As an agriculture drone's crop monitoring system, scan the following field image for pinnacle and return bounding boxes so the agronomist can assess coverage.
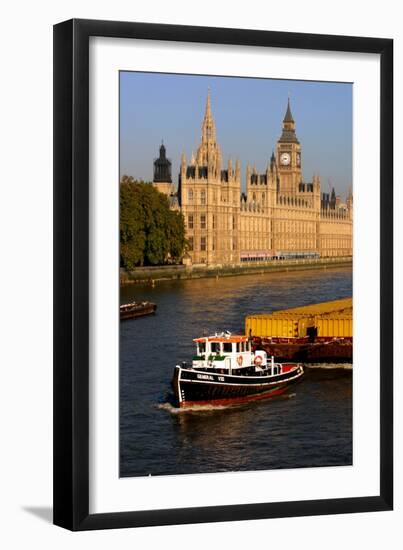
[205,88,212,119]
[201,88,216,144]
[283,97,294,123]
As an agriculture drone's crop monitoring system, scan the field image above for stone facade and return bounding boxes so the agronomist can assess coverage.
[153,92,353,266]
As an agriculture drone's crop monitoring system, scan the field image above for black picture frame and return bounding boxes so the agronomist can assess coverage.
[53,18,393,531]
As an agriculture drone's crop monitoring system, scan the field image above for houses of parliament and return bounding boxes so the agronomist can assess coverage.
[152,91,353,266]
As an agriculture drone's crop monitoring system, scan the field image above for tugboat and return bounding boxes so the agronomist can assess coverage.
[172,332,304,408]
[120,301,157,320]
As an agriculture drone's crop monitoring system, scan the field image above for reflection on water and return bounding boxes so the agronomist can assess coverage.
[120,267,352,477]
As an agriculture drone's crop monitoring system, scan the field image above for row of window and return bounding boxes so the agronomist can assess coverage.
[187,236,238,252]
[239,252,320,263]
[188,190,206,204]
[187,190,238,204]
[276,221,316,233]
[274,241,316,249]
[187,214,236,230]
[251,192,266,201]
[197,341,251,354]
[188,214,207,229]
[321,240,352,248]
[187,215,342,234]
[188,236,206,251]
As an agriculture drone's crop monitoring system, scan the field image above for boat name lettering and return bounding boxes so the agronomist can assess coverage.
[197,374,214,381]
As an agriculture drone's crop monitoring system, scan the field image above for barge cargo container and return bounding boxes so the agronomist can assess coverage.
[246,298,352,362]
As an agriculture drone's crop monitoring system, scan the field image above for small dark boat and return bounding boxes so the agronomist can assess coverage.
[172,332,303,408]
[120,301,157,320]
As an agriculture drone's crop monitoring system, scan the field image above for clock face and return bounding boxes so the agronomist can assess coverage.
[280,152,291,166]
[296,153,301,166]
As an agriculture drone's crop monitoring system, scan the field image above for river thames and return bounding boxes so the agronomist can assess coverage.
[120,266,352,477]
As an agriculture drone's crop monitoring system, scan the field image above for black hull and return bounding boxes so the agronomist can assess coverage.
[257,338,352,363]
[172,365,303,408]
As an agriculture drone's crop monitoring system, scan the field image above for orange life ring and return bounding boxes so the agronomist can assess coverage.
[237,355,243,366]
[254,355,263,366]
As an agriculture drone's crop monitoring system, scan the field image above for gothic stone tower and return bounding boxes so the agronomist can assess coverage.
[153,142,175,196]
[276,98,302,195]
[179,91,241,265]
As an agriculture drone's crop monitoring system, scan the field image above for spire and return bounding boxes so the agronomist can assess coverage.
[278,97,299,143]
[201,88,216,144]
[283,97,294,123]
[205,87,212,118]
[268,153,276,174]
[196,89,221,171]
[228,158,233,171]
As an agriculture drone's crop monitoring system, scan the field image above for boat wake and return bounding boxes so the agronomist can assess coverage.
[157,391,296,415]
[157,401,235,414]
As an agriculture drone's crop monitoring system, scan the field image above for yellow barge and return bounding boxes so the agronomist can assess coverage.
[246,298,352,362]
[246,298,352,339]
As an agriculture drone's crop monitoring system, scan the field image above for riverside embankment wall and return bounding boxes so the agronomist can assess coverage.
[120,257,352,285]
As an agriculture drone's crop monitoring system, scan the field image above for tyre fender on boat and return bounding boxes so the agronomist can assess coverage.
[254,355,263,366]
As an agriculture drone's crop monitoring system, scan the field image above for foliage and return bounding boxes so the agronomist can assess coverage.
[120,176,186,268]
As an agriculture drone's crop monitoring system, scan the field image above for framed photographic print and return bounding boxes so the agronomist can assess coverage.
[53,19,393,530]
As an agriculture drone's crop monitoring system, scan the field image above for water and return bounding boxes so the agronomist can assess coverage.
[120,266,352,477]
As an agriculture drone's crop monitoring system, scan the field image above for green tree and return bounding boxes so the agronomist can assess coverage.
[167,209,186,260]
[120,177,186,268]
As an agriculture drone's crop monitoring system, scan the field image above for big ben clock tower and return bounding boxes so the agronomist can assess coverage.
[276,98,302,195]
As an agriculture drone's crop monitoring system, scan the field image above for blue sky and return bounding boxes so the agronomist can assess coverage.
[120,72,352,198]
